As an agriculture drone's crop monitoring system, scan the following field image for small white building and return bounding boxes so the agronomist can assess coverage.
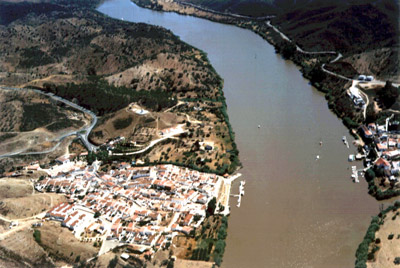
[121,253,130,260]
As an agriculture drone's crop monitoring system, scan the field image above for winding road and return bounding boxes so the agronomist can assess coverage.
[0,86,99,158]
[111,125,185,156]
[176,1,275,20]
[266,20,399,87]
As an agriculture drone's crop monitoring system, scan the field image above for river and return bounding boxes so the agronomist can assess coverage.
[97,1,379,267]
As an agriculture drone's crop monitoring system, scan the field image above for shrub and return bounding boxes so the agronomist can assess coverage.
[33,229,41,244]
[113,117,133,130]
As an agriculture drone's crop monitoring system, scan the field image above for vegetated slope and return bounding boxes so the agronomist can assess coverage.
[178,0,399,81]
[0,89,83,133]
[0,0,223,111]
[0,1,240,176]
[272,0,398,53]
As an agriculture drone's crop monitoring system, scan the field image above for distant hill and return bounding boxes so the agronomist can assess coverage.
[179,0,399,81]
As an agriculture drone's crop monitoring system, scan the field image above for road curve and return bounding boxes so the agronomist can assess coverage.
[266,20,399,87]
[0,86,98,158]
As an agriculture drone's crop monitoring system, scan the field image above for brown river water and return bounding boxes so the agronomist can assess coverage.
[98,1,381,266]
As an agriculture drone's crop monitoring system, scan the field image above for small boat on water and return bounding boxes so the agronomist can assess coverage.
[342,136,349,148]
[315,155,320,160]
[258,125,261,128]
[319,141,323,146]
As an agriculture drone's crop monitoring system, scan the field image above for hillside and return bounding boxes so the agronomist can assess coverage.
[172,0,399,82]
[0,1,222,103]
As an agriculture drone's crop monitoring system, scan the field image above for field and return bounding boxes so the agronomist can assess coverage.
[38,221,98,264]
[0,188,67,220]
[0,228,53,267]
[0,179,32,199]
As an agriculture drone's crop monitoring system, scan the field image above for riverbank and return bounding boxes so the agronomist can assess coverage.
[355,201,400,268]
[131,0,363,131]
[98,1,383,266]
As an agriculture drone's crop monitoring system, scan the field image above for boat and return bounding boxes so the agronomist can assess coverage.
[315,155,320,160]
[342,136,346,142]
[258,125,261,128]
[348,154,355,162]
[319,141,323,146]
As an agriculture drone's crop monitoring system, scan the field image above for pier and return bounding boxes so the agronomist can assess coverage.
[230,180,245,207]
[351,166,360,183]
[219,173,242,215]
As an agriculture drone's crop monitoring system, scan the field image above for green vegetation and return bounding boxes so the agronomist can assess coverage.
[355,201,400,267]
[113,117,133,130]
[378,81,399,109]
[19,47,54,68]
[107,256,118,268]
[33,229,41,244]
[0,2,67,25]
[278,41,296,60]
[46,119,84,132]
[42,79,177,116]
[0,133,17,142]
[191,215,228,266]
[364,167,400,200]
[20,103,67,132]
[206,197,217,217]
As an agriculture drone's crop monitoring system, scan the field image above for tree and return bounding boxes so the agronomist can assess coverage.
[166,259,175,268]
[280,41,296,60]
[365,169,376,182]
[94,211,101,218]
[308,64,326,84]
[33,229,41,244]
[379,81,399,108]
[206,197,217,217]
[107,256,118,268]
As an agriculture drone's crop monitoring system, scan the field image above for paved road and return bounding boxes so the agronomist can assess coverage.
[0,86,98,158]
[112,126,186,156]
[266,21,400,87]
[176,1,275,20]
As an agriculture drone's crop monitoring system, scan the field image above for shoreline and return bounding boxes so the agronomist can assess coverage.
[123,1,400,267]
[130,0,362,127]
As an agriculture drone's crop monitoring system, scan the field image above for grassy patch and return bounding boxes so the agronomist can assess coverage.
[20,103,67,132]
[112,117,133,130]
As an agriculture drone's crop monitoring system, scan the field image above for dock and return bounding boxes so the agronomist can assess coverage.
[231,180,245,207]
[220,173,242,215]
[351,166,359,183]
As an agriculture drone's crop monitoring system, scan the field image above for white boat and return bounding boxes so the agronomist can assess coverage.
[258,125,261,128]
[342,136,346,142]
[315,155,320,160]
